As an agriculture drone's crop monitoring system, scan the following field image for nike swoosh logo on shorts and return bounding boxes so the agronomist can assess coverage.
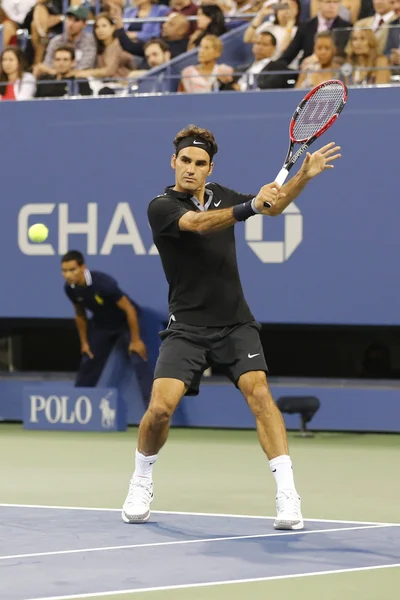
[214,200,221,207]
[248,353,260,358]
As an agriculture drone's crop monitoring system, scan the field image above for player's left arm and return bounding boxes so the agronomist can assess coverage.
[260,143,341,215]
[116,296,148,361]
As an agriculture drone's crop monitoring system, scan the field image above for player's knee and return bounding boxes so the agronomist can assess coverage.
[147,396,175,424]
[246,382,274,418]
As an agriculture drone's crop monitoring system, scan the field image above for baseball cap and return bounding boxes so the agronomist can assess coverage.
[66,5,89,20]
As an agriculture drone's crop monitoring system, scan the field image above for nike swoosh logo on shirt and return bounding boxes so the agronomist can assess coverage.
[248,353,260,358]
[214,200,221,207]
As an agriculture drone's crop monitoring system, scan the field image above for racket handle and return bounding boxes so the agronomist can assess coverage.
[263,167,289,208]
[275,168,289,187]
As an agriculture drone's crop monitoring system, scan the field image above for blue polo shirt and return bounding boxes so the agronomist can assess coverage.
[64,269,138,330]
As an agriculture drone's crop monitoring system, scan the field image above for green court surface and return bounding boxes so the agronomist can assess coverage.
[1,423,399,599]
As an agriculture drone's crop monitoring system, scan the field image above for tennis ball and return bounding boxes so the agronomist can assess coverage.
[28,223,49,243]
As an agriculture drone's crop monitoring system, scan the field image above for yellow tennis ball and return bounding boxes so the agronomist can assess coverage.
[28,223,49,243]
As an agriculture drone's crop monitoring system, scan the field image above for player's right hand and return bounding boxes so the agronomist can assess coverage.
[253,183,285,215]
[81,343,94,359]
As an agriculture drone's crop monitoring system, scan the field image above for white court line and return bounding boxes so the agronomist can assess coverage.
[0,503,397,527]
[26,562,400,600]
[0,525,390,562]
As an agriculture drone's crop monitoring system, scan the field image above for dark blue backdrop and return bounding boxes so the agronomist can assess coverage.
[3,87,398,324]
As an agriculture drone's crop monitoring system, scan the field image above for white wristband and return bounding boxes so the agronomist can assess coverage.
[251,197,262,214]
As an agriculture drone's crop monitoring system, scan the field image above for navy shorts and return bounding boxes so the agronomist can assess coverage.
[154,320,268,396]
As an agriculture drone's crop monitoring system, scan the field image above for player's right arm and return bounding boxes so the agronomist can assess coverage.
[73,303,94,359]
[148,188,281,238]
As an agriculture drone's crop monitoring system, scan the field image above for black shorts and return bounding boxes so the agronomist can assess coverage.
[154,320,268,396]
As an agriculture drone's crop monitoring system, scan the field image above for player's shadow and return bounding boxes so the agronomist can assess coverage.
[200,528,400,567]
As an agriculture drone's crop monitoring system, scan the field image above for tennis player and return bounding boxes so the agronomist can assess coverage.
[122,125,341,529]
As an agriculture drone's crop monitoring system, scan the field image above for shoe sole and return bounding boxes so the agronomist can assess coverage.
[121,509,151,524]
[274,519,304,530]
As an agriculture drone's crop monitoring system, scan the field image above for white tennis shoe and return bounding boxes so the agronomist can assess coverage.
[274,490,304,530]
[122,477,154,524]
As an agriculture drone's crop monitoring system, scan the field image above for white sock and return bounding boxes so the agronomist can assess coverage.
[133,449,158,480]
[269,455,297,493]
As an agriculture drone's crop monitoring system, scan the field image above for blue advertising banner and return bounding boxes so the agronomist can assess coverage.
[1,86,399,324]
[23,387,126,431]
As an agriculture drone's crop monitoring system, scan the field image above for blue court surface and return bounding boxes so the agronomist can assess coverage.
[1,504,400,600]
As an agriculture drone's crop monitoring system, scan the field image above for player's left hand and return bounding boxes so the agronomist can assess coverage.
[300,142,341,179]
[129,339,148,361]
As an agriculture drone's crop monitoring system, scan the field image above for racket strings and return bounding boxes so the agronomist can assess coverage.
[293,82,344,142]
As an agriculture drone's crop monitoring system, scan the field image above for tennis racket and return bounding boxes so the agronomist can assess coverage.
[264,79,348,208]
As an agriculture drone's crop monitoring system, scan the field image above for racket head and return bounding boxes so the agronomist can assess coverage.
[289,79,348,144]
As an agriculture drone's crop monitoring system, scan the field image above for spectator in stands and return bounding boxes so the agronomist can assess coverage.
[295,31,338,87]
[310,0,361,23]
[30,0,67,64]
[234,31,291,89]
[71,13,138,80]
[0,0,36,46]
[280,0,351,66]
[162,12,190,57]
[34,6,96,78]
[170,0,197,33]
[123,0,170,43]
[187,5,227,50]
[225,0,263,17]
[0,46,36,100]
[244,0,301,62]
[180,34,233,91]
[35,45,92,97]
[345,26,390,82]
[106,2,146,58]
[385,0,400,65]
[143,37,172,67]
[353,0,397,53]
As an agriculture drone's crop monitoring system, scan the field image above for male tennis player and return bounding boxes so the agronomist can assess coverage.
[122,125,341,529]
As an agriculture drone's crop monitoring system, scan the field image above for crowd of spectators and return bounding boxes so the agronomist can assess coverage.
[0,0,398,99]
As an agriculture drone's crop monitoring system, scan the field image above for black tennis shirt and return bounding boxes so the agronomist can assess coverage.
[147,183,256,326]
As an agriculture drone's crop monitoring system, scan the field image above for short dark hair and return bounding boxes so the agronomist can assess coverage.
[259,31,277,47]
[144,38,169,53]
[61,250,85,265]
[54,45,75,60]
[173,125,218,158]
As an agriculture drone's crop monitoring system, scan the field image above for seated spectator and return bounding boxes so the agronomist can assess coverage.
[280,0,351,66]
[187,5,227,50]
[385,0,400,66]
[35,45,92,97]
[225,0,263,17]
[310,0,361,23]
[143,37,171,68]
[0,0,36,46]
[344,26,390,82]
[30,0,67,64]
[0,46,36,100]
[34,6,96,78]
[180,34,233,92]
[106,2,146,58]
[123,0,170,43]
[71,13,138,80]
[235,31,292,89]
[244,0,301,63]
[170,0,198,33]
[296,31,338,87]
[352,0,397,53]
[162,12,190,57]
